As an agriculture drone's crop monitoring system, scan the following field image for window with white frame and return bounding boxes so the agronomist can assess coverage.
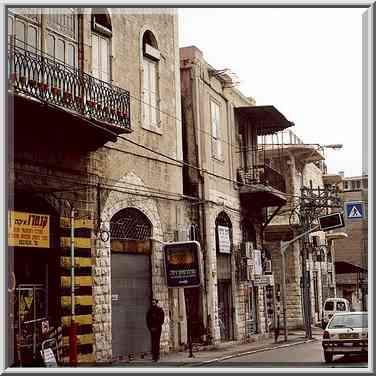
[142,30,160,130]
[210,99,222,159]
[91,11,112,82]
[46,8,78,67]
[8,10,41,53]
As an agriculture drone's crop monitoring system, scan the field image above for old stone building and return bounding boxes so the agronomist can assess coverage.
[180,46,294,345]
[263,130,344,329]
[334,175,368,311]
[7,7,185,366]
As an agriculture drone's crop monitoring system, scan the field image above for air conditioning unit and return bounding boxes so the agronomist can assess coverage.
[264,260,272,274]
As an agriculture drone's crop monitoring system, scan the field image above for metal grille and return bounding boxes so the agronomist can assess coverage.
[8,41,131,131]
[110,208,152,241]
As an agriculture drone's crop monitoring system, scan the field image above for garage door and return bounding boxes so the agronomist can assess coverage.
[111,252,151,358]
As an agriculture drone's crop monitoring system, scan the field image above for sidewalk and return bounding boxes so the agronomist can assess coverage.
[113,327,323,367]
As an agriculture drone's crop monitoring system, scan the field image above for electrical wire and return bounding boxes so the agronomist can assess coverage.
[8,38,315,204]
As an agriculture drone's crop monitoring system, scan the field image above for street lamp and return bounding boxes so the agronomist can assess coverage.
[322,144,343,150]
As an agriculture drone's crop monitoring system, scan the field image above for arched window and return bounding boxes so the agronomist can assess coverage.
[142,30,160,130]
[91,9,112,82]
[110,208,152,241]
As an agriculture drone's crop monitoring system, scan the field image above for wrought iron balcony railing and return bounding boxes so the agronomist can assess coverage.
[238,165,286,193]
[8,43,131,132]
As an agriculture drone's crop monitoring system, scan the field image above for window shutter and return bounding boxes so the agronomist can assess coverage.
[100,36,109,82]
[56,38,65,63]
[47,34,55,57]
[149,61,158,127]
[142,58,159,129]
[211,101,222,159]
[142,59,150,128]
[27,25,38,53]
[15,20,26,48]
[92,34,99,79]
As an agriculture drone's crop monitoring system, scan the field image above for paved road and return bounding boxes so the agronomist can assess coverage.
[212,339,368,368]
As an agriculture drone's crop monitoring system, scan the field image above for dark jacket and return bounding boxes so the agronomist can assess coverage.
[146,305,165,331]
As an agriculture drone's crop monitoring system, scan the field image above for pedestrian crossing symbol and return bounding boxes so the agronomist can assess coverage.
[345,202,364,219]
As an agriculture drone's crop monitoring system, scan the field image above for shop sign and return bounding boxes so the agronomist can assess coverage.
[8,211,50,248]
[254,275,274,286]
[163,241,201,288]
[254,249,262,275]
[217,225,231,254]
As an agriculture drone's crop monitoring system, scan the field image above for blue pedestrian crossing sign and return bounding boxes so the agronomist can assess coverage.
[345,201,364,219]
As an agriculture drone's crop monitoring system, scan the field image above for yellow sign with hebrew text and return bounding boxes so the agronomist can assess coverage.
[8,211,50,248]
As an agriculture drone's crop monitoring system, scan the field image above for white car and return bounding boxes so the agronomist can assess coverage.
[322,311,368,363]
[322,297,350,329]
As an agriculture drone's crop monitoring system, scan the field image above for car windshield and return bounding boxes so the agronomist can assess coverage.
[328,313,368,329]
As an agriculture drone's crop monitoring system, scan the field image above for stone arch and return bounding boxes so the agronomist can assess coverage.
[92,8,112,31]
[139,25,159,61]
[94,172,167,360]
[100,172,163,241]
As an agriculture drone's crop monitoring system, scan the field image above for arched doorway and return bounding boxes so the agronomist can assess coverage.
[241,220,259,336]
[215,211,234,341]
[110,208,152,358]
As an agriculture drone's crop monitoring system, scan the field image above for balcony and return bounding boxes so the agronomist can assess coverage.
[8,43,131,148]
[237,165,287,208]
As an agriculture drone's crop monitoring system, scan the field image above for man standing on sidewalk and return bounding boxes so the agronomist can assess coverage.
[146,299,165,362]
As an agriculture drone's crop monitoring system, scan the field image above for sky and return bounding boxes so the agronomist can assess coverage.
[178,7,365,177]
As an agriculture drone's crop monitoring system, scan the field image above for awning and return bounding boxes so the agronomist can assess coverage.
[234,105,294,135]
[335,261,367,274]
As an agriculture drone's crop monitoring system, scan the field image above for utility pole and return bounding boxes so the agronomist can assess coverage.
[280,225,319,341]
[298,183,342,339]
[69,206,77,366]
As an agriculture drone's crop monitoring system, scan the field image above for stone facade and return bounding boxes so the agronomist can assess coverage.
[264,132,338,329]
[335,176,368,310]
[180,46,280,345]
[86,9,184,362]
[8,7,185,365]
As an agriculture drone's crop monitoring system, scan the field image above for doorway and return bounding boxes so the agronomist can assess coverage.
[217,279,233,341]
[110,208,152,358]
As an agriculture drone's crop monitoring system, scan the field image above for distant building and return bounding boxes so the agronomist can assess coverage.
[334,175,368,311]
[264,130,344,329]
[180,46,293,344]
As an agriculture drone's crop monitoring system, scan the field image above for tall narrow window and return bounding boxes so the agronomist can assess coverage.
[142,30,160,130]
[46,8,77,67]
[92,33,110,81]
[9,9,42,50]
[211,99,222,159]
[91,10,112,82]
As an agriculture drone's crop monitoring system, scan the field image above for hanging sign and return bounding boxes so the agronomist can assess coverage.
[8,211,50,248]
[254,249,263,275]
[217,225,231,254]
[254,274,274,286]
[163,241,201,288]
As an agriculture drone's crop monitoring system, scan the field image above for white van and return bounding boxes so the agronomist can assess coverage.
[322,298,350,329]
